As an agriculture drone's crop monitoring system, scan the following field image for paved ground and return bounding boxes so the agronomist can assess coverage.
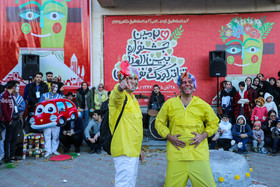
[0,137,279,187]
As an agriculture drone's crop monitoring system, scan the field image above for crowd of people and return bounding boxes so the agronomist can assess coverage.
[0,71,110,164]
[211,73,280,155]
[1,66,280,186]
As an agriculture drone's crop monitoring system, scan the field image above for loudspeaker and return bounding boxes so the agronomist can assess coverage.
[22,54,39,80]
[209,51,227,77]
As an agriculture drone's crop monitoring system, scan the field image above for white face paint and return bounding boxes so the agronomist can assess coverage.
[15,85,20,93]
[52,85,58,93]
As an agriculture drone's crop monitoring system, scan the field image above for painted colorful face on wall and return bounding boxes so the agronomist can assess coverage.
[219,17,274,74]
[16,0,70,48]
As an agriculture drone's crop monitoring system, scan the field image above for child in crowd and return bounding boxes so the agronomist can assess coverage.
[234,81,252,121]
[264,93,278,117]
[251,97,267,126]
[252,121,265,153]
[216,114,233,150]
[232,115,253,154]
[271,120,280,155]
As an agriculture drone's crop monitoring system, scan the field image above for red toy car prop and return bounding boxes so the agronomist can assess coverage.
[30,98,78,130]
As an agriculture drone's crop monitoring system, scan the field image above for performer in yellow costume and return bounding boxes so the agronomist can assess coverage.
[109,60,144,187]
[155,68,219,187]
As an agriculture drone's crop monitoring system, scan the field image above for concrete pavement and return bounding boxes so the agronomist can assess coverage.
[0,138,279,187]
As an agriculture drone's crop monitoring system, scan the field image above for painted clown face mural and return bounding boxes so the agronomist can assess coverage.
[219,17,274,74]
[16,0,70,48]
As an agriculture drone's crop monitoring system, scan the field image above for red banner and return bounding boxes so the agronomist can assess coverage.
[104,14,279,105]
[0,0,91,89]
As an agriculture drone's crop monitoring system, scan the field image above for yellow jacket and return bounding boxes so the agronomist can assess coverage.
[155,95,219,161]
[109,84,143,157]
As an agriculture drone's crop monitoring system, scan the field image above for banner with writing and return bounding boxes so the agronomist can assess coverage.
[104,14,279,105]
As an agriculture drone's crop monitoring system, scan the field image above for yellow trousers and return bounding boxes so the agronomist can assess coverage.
[165,160,216,187]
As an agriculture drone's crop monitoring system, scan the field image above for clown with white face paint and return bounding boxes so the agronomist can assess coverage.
[39,81,62,157]
[155,68,219,187]
[109,60,143,187]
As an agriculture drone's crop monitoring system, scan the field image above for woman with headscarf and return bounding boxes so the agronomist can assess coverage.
[262,110,278,151]
[245,77,258,108]
[94,83,108,110]
[234,81,252,121]
[76,82,94,128]
[220,81,236,122]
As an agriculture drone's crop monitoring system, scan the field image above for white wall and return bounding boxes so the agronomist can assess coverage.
[91,0,280,87]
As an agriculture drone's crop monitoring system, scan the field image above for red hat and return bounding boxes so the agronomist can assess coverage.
[253,121,262,129]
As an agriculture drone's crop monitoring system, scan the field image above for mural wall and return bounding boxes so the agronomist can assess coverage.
[0,0,91,88]
[104,14,279,105]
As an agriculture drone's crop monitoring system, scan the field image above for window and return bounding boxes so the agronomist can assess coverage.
[65,101,73,108]
[56,101,66,112]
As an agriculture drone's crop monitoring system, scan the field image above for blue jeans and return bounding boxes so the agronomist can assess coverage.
[79,110,89,129]
[234,136,249,151]
[272,139,279,153]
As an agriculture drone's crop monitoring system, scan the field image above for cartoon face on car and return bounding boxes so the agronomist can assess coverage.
[30,98,78,130]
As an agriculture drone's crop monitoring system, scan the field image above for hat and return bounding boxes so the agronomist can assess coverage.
[255,97,265,107]
[117,60,139,82]
[65,92,74,97]
[253,121,262,128]
[177,67,197,90]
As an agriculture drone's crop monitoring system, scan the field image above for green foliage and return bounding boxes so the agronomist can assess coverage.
[219,26,227,42]
[260,22,274,39]
[170,25,184,41]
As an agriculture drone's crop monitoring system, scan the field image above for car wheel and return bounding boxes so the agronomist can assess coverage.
[58,117,66,126]
[70,113,77,120]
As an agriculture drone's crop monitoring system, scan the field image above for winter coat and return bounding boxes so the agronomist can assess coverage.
[28,82,49,111]
[251,106,268,123]
[252,129,264,141]
[0,90,14,123]
[148,91,165,109]
[234,90,252,119]
[272,128,280,140]
[264,92,278,116]
[232,115,253,137]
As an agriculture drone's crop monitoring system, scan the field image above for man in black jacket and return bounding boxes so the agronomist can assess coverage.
[28,72,48,113]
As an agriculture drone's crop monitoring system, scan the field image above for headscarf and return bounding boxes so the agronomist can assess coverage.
[177,67,197,91]
[78,82,89,109]
[117,60,139,91]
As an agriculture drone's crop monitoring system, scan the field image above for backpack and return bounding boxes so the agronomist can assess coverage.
[100,95,127,155]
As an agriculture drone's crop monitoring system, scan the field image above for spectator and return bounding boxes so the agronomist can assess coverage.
[60,117,83,153]
[109,60,144,186]
[40,81,62,157]
[271,120,280,156]
[155,69,219,186]
[234,81,252,121]
[76,82,94,129]
[23,74,35,102]
[28,72,48,112]
[252,121,265,153]
[269,77,277,92]
[65,92,75,102]
[261,110,278,151]
[245,77,258,107]
[220,81,236,122]
[252,77,261,91]
[273,78,280,112]
[53,77,59,82]
[232,115,253,154]
[1,81,21,163]
[101,91,111,114]
[45,72,53,91]
[94,83,108,110]
[84,110,102,154]
[264,92,278,117]
[251,97,268,126]
[217,114,233,151]
[57,82,65,97]
[14,82,26,114]
[148,84,165,111]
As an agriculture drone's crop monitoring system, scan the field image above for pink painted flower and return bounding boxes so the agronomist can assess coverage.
[243,24,253,34]
[248,28,261,39]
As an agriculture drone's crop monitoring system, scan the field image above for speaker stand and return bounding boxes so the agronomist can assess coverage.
[217,77,220,114]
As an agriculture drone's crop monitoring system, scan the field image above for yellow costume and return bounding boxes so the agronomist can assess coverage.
[109,84,143,157]
[155,95,219,187]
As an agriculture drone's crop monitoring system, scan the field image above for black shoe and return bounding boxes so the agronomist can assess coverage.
[96,149,101,154]
[4,158,12,163]
[89,149,96,154]
[75,146,80,153]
